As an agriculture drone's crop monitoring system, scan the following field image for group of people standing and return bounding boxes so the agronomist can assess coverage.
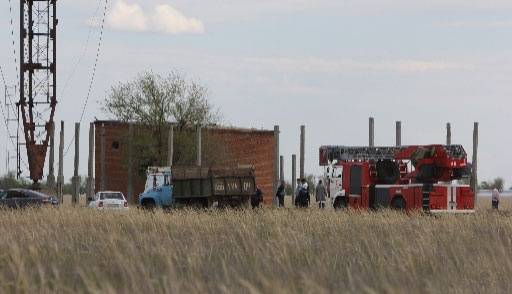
[293,179,328,208]
[251,179,328,209]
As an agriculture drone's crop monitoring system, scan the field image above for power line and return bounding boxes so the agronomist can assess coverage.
[6,0,19,116]
[60,0,102,99]
[64,0,109,157]
[0,65,28,171]
[0,65,16,149]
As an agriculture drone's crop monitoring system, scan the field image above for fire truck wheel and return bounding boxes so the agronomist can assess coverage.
[333,197,348,210]
[391,196,406,210]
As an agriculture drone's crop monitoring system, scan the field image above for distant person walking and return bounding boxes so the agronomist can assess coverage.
[276,181,285,207]
[296,178,310,208]
[304,179,311,207]
[295,179,307,208]
[294,178,301,206]
[251,186,263,209]
[492,188,500,210]
[316,180,327,209]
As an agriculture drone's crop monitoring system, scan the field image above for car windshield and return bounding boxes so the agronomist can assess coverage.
[26,190,50,199]
[100,193,124,200]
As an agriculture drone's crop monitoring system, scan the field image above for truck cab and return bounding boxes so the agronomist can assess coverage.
[139,167,173,209]
[323,160,346,209]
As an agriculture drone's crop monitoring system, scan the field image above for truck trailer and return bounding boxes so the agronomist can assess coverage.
[139,166,256,209]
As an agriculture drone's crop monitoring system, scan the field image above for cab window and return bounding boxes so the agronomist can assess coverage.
[350,166,362,196]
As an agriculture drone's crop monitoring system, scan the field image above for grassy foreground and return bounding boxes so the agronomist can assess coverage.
[0,208,511,293]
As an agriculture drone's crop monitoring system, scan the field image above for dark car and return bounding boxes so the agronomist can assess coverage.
[0,189,59,209]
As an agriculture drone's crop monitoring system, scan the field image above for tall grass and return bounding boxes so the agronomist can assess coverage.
[0,208,510,293]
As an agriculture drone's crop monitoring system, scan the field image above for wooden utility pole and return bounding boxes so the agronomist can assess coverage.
[369,117,375,147]
[100,123,107,191]
[280,156,284,184]
[72,123,80,206]
[292,154,296,204]
[47,122,55,188]
[446,123,452,146]
[396,121,402,147]
[471,122,479,194]
[196,126,202,167]
[57,121,64,203]
[168,126,174,167]
[127,123,133,203]
[300,125,305,179]
[86,122,95,204]
[273,125,280,206]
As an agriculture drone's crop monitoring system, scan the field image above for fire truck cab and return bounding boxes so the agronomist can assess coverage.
[321,145,475,213]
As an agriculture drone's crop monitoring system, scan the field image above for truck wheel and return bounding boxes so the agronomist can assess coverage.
[142,199,156,210]
[391,196,406,210]
[333,197,347,210]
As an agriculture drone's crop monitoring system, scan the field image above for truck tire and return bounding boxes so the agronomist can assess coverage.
[377,160,399,184]
[391,196,406,210]
[141,199,156,210]
[333,197,348,210]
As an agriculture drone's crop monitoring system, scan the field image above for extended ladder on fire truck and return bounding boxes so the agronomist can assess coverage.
[319,145,466,164]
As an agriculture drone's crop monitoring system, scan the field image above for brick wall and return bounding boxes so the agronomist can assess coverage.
[94,121,276,205]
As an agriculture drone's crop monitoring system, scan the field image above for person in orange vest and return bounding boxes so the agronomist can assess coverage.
[492,188,500,210]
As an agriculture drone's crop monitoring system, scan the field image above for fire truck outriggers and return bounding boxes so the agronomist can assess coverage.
[320,144,475,213]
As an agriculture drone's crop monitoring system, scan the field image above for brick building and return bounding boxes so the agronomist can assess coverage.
[94,121,277,205]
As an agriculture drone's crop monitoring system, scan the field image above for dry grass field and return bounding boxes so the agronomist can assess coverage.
[0,205,511,293]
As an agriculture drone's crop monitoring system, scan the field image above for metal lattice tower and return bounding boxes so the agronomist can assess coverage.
[4,85,21,177]
[19,0,57,182]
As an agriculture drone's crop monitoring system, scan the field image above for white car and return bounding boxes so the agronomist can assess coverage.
[89,191,129,210]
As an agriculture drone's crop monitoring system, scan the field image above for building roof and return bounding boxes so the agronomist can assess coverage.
[94,120,275,134]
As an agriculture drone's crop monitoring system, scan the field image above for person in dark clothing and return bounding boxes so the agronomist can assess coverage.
[492,188,500,210]
[251,186,263,209]
[316,180,327,209]
[295,179,310,208]
[276,181,285,207]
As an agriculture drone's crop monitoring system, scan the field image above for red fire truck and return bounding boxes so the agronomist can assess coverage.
[319,145,475,213]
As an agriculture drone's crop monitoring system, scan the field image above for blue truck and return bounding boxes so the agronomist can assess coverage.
[139,166,256,209]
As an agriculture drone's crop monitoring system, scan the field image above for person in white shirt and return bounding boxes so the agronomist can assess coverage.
[492,188,500,210]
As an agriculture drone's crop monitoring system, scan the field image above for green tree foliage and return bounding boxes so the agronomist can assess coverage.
[103,71,223,174]
[0,173,31,189]
[62,177,87,195]
[479,177,504,191]
[103,71,219,130]
[285,182,292,196]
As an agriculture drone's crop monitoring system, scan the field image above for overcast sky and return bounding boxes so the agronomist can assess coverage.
[1,0,511,186]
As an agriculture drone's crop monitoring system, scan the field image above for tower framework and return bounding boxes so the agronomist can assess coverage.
[19,0,57,182]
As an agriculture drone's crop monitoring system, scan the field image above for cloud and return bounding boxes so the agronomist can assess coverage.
[440,20,512,28]
[107,0,148,32]
[105,0,204,35]
[152,4,204,34]
[227,56,474,74]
